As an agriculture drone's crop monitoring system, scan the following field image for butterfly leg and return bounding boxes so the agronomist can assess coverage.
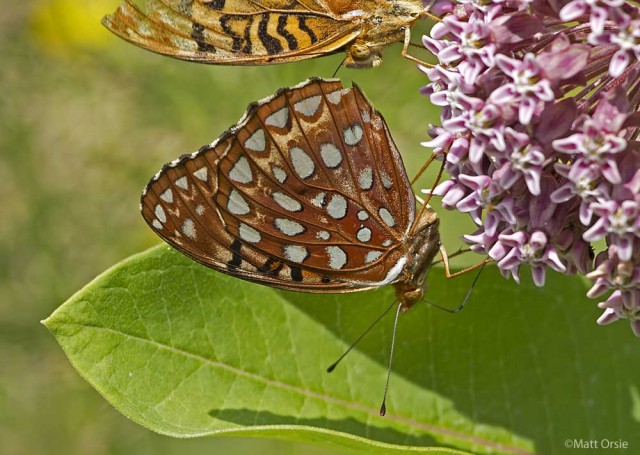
[411,153,446,236]
[410,153,439,186]
[441,246,473,261]
[421,246,491,314]
[400,28,433,68]
[439,244,493,279]
[421,246,490,314]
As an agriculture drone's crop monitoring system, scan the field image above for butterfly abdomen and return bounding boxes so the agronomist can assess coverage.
[393,208,441,310]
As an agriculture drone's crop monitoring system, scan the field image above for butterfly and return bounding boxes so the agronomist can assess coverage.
[141,77,447,311]
[103,0,429,69]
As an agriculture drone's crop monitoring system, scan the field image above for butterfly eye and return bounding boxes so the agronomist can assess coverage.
[350,43,373,60]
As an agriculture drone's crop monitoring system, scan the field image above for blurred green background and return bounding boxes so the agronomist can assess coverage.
[0,1,475,454]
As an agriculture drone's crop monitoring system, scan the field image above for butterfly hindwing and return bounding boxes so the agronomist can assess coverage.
[141,78,415,292]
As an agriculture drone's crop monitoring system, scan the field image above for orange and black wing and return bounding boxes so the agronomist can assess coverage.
[103,0,364,65]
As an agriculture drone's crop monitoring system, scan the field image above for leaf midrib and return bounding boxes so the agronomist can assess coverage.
[58,320,535,455]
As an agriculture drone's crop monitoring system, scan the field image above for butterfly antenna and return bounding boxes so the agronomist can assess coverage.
[332,55,347,78]
[327,300,397,373]
[380,302,404,416]
[425,262,487,314]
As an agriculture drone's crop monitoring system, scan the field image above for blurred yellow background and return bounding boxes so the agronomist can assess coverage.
[0,1,474,454]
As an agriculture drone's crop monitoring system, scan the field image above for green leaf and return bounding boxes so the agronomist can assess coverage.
[44,245,639,454]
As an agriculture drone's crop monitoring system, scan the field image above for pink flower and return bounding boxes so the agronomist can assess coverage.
[421,0,640,335]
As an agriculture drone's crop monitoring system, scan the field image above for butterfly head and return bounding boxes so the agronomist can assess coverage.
[396,285,424,313]
[344,43,383,69]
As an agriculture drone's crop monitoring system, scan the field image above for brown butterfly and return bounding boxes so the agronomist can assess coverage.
[141,78,483,313]
[103,0,429,69]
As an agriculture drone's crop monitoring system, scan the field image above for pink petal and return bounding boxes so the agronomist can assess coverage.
[532,266,546,287]
[559,0,587,21]
[609,49,630,77]
[597,308,621,325]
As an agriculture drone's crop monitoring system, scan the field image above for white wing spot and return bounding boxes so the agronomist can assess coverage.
[275,218,305,236]
[382,239,392,247]
[182,218,197,239]
[320,143,343,169]
[369,257,407,286]
[228,189,250,215]
[195,204,205,215]
[365,251,383,263]
[160,188,173,203]
[326,246,347,270]
[290,147,315,179]
[344,123,363,146]
[244,129,266,152]
[294,95,322,117]
[327,88,350,104]
[194,167,208,182]
[175,176,188,190]
[239,223,261,243]
[360,109,371,123]
[311,192,326,208]
[154,205,167,223]
[381,171,392,189]
[229,156,253,183]
[317,230,330,240]
[379,207,396,227]
[326,194,347,219]
[359,167,373,190]
[372,115,384,130]
[272,165,287,183]
[265,107,289,128]
[357,210,369,221]
[357,227,372,242]
[341,9,365,19]
[152,220,163,230]
[273,192,302,212]
[284,245,308,263]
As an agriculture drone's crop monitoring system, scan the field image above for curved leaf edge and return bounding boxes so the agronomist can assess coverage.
[40,245,508,455]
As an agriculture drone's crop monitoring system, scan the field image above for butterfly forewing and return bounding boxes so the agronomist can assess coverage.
[141,78,415,292]
[104,0,360,64]
[104,0,425,68]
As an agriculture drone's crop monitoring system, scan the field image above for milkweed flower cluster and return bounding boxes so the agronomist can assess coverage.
[420,0,640,335]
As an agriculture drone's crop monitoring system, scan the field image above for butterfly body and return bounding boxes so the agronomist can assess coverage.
[332,0,425,68]
[141,78,441,312]
[103,0,426,68]
[393,207,441,311]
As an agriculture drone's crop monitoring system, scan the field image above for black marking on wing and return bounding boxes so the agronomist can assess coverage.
[258,14,283,55]
[220,15,254,54]
[277,15,298,51]
[191,23,216,52]
[290,266,303,282]
[203,0,225,10]
[242,15,254,54]
[297,16,318,44]
[259,257,284,277]
[228,239,243,270]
